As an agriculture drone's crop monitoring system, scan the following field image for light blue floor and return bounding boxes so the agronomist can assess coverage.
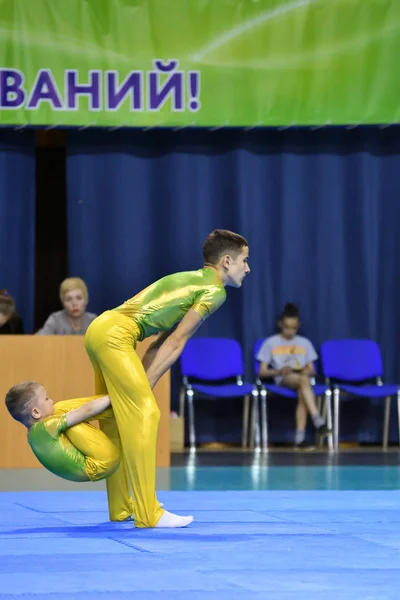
[1,468,400,599]
[166,465,400,490]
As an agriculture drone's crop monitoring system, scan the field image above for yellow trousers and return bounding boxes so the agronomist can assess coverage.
[84,310,164,528]
[53,397,120,482]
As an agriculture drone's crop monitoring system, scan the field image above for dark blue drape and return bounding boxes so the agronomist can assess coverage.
[0,130,36,333]
[66,127,400,444]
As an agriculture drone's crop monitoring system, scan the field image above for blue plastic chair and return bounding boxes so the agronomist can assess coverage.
[180,338,259,451]
[254,339,333,450]
[320,339,400,450]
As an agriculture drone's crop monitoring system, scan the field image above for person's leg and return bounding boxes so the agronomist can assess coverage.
[281,374,325,446]
[94,341,192,528]
[282,374,324,422]
[295,391,308,445]
[88,351,134,521]
[64,422,120,481]
[53,397,120,481]
[85,313,191,528]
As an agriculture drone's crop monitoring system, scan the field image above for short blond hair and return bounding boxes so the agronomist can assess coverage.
[5,381,41,426]
[59,277,88,304]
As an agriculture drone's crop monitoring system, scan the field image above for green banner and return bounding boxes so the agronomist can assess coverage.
[0,0,399,127]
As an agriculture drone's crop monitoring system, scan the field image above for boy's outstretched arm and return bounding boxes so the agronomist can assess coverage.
[141,324,179,372]
[65,395,111,428]
[146,309,203,390]
[141,330,172,372]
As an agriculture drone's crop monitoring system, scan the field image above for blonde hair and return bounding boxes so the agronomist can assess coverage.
[59,277,88,304]
[5,381,41,426]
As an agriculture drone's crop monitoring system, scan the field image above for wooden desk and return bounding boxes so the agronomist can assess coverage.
[0,336,170,468]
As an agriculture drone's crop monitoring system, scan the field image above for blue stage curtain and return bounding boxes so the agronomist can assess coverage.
[0,130,36,333]
[66,127,400,444]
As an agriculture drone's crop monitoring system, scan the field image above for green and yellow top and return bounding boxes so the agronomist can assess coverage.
[114,267,226,340]
[28,414,88,482]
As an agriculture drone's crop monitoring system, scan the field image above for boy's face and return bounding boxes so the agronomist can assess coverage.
[31,386,54,421]
[63,288,87,319]
[223,246,250,288]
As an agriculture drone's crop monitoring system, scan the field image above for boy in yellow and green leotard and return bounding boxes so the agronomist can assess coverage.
[5,384,119,483]
[6,229,250,529]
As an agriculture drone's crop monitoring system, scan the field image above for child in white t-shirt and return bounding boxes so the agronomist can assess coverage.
[257,303,330,449]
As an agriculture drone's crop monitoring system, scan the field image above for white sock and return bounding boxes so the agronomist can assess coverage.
[312,414,324,428]
[155,510,194,528]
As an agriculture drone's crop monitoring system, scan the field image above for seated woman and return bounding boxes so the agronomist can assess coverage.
[36,277,97,335]
[0,289,24,334]
[257,303,330,450]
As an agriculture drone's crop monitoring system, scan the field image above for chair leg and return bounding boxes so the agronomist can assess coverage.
[179,386,185,418]
[325,391,334,452]
[187,389,196,451]
[316,396,323,448]
[397,391,400,446]
[242,395,250,448]
[253,390,261,451]
[260,389,268,452]
[333,388,340,451]
[321,396,327,421]
[317,394,332,450]
[249,392,260,450]
[249,397,256,450]
[383,396,391,451]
